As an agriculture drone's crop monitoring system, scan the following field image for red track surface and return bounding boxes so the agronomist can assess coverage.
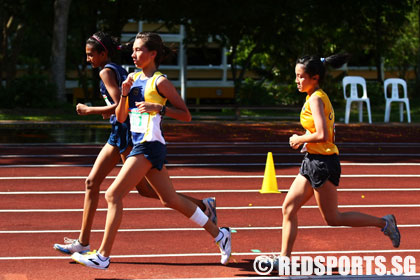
[0,122,420,279]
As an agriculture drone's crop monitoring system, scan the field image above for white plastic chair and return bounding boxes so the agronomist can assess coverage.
[342,76,372,124]
[384,78,411,123]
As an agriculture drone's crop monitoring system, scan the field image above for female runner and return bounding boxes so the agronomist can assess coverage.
[71,32,231,269]
[281,54,400,258]
[54,32,218,256]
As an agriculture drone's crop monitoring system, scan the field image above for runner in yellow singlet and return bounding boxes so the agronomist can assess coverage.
[280,54,400,260]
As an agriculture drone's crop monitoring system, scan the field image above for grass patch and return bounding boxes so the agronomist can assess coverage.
[0,101,418,123]
[0,106,103,122]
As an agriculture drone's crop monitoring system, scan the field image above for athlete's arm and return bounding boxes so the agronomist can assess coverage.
[75,68,119,117]
[99,68,120,114]
[289,95,328,148]
[136,76,191,122]
[115,74,133,123]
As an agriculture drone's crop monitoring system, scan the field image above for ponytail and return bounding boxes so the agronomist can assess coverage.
[297,53,350,83]
[324,53,351,69]
[136,32,174,68]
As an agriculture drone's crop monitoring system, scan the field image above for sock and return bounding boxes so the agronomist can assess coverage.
[189,207,209,227]
[215,229,224,242]
[78,240,89,247]
[96,251,109,260]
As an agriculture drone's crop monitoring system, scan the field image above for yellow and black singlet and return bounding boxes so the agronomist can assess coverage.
[300,89,339,155]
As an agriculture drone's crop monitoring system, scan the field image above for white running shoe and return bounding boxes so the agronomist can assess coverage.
[203,197,217,225]
[382,214,401,248]
[53,237,90,254]
[259,255,279,272]
[71,250,110,270]
[216,227,231,265]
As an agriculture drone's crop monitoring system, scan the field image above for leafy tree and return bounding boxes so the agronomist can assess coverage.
[385,3,419,80]
[140,0,300,105]
[339,0,412,81]
[0,0,28,86]
[65,0,145,101]
[0,0,417,107]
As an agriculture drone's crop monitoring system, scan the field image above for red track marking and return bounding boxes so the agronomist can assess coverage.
[2,177,420,192]
[2,143,419,154]
[1,163,419,176]
[0,229,416,257]
[1,207,418,233]
[2,189,420,210]
[2,153,420,165]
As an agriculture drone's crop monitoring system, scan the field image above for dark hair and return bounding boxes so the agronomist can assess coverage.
[86,31,119,58]
[136,32,172,68]
[296,53,351,83]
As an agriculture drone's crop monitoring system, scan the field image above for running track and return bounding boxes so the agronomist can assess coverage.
[0,122,420,280]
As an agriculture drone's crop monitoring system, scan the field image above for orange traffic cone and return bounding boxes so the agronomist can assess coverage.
[260,152,280,193]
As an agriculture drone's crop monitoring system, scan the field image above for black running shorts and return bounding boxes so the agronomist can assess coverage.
[299,153,341,188]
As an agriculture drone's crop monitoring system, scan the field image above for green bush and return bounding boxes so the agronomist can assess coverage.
[239,78,305,106]
[237,74,390,111]
[0,75,57,108]
[238,78,275,106]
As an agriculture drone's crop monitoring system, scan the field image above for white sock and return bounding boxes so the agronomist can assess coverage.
[215,229,224,242]
[96,251,109,260]
[189,207,209,227]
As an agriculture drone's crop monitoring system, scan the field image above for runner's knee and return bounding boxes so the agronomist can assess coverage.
[160,195,181,210]
[323,212,341,226]
[104,189,122,205]
[85,177,100,193]
[282,201,298,219]
[135,181,158,198]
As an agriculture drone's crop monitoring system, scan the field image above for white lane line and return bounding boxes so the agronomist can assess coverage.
[1,188,420,195]
[64,275,420,280]
[2,141,419,147]
[0,160,416,168]
[1,174,420,180]
[1,224,419,234]
[0,204,419,213]
[1,154,96,158]
[1,249,420,260]
[132,276,420,280]
[2,153,420,158]
[2,162,420,168]
[170,153,420,157]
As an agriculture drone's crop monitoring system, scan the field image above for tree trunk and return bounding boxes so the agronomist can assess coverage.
[51,0,72,103]
[417,2,420,91]
[376,56,385,82]
[1,15,25,87]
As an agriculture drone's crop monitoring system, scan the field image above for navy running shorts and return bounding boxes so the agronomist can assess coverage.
[107,121,132,154]
[127,141,167,170]
[299,153,341,188]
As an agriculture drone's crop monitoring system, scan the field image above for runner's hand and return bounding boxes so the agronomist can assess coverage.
[121,74,134,96]
[135,101,160,114]
[76,103,90,115]
[289,134,302,149]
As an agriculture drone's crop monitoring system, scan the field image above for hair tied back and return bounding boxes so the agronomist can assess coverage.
[91,35,108,52]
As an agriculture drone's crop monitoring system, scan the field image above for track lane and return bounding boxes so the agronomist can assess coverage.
[2,177,420,192]
[1,132,419,279]
[1,207,419,232]
[1,190,420,209]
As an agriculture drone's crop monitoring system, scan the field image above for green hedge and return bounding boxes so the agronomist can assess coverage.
[0,74,57,109]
